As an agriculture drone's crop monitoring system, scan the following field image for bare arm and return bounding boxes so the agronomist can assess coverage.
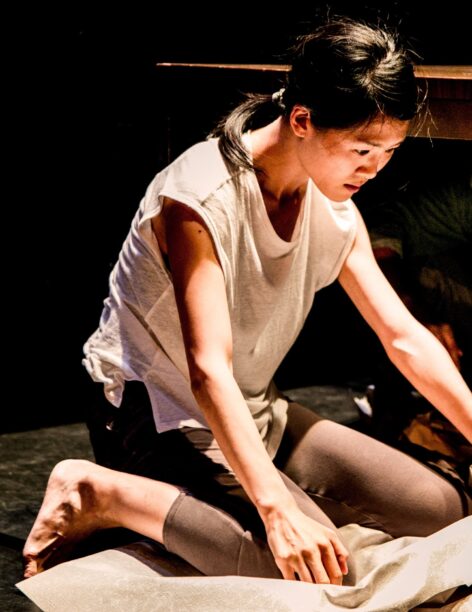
[153,199,348,584]
[339,207,472,442]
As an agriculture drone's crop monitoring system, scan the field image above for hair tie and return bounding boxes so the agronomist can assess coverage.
[272,87,286,112]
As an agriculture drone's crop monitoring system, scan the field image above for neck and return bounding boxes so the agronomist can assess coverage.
[250,118,309,206]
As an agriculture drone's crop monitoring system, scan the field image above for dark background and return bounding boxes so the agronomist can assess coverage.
[10,2,471,432]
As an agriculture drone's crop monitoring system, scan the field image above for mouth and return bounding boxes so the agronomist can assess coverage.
[344,183,363,193]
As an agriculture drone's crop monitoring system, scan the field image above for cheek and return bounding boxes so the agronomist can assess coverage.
[340,156,358,174]
[324,151,352,174]
[378,153,394,171]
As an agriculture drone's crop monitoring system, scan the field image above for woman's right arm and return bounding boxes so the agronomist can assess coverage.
[152,198,348,584]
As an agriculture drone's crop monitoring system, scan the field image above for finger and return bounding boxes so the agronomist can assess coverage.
[278,555,316,583]
[337,554,349,576]
[276,560,300,582]
[305,551,331,585]
[331,536,349,575]
[321,547,344,585]
[331,533,349,561]
[293,559,314,584]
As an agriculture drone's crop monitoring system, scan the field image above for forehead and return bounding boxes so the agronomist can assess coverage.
[346,117,409,146]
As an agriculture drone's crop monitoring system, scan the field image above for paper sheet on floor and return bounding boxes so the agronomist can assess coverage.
[17,516,472,612]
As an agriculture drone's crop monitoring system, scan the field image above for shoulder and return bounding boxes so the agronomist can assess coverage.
[162,138,233,204]
[139,137,240,225]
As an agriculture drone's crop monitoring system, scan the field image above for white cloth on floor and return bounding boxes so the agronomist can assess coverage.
[17,517,472,612]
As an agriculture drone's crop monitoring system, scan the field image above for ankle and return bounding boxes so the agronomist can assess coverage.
[86,463,124,529]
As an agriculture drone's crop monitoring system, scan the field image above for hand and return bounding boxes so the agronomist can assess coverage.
[426,322,463,369]
[263,503,349,584]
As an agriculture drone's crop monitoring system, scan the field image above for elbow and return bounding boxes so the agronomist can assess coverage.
[188,353,233,397]
[387,335,418,363]
[383,321,428,366]
[189,367,213,397]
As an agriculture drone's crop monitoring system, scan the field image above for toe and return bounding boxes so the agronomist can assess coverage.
[23,555,40,578]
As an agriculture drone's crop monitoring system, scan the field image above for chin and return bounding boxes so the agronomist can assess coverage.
[327,190,352,203]
[313,181,352,203]
[332,193,351,203]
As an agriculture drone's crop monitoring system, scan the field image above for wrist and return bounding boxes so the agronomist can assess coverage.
[255,490,297,522]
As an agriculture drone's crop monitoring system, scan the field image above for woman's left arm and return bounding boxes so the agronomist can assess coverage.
[338,205,472,443]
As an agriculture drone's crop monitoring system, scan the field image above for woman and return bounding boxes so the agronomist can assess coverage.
[23,18,472,584]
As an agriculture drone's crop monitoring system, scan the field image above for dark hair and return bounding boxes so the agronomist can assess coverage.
[213,18,422,172]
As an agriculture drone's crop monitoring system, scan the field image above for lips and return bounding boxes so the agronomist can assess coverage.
[346,181,366,189]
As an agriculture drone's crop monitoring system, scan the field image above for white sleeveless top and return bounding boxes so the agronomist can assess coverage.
[83,137,357,457]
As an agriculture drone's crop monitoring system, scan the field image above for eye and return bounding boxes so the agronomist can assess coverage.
[355,149,370,156]
[385,147,399,155]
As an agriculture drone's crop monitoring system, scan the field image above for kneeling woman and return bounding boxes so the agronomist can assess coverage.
[24,18,472,583]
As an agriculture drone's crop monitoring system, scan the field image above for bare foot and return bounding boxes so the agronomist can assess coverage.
[23,459,113,578]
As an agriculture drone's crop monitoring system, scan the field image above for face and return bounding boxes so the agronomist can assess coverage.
[292,110,409,202]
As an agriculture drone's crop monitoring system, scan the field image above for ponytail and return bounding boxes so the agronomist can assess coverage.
[211,93,281,172]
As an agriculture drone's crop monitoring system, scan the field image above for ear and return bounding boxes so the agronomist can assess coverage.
[289,105,312,138]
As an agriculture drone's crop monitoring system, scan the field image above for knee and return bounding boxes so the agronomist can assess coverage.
[403,480,468,537]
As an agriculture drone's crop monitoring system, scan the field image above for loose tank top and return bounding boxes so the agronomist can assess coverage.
[83,136,356,457]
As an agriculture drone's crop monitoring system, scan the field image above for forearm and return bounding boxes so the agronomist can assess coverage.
[191,366,295,516]
[385,322,472,442]
[190,366,349,583]
[164,201,348,583]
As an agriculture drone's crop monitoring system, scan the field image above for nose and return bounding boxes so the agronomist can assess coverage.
[357,157,379,180]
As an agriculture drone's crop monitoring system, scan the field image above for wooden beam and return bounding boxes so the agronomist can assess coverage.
[156,63,472,139]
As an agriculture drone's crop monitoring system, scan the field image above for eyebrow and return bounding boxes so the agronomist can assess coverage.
[358,139,406,148]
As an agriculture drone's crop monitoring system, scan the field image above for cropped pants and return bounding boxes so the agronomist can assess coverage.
[86,381,470,578]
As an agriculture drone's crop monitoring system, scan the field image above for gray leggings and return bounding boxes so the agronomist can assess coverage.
[86,382,470,578]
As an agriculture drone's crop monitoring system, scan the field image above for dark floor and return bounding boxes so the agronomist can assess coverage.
[0,386,360,611]
[0,423,95,611]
